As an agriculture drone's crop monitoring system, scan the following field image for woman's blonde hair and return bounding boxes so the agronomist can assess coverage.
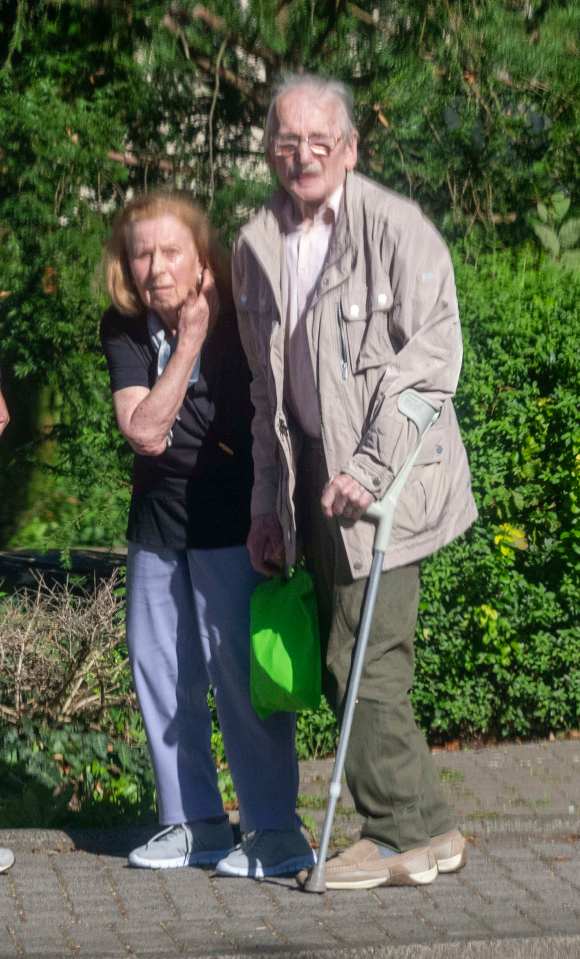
[104,190,231,316]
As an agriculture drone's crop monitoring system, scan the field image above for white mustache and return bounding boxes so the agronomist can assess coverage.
[290,162,321,178]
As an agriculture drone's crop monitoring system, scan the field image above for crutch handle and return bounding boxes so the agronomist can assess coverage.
[363,390,439,552]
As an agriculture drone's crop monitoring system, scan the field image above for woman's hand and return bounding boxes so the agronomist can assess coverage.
[114,270,220,458]
[177,269,219,358]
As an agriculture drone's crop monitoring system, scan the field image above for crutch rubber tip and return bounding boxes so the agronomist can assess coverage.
[297,866,326,893]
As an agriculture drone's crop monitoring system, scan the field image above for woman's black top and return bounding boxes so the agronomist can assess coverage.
[100,306,253,550]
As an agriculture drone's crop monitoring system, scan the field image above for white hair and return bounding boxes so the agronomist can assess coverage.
[264,74,357,150]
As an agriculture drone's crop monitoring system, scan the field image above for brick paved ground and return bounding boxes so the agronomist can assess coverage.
[1,740,579,958]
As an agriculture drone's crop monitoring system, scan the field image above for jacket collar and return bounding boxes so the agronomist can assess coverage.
[240,171,362,314]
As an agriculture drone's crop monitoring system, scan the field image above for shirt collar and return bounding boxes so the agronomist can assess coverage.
[283,184,344,233]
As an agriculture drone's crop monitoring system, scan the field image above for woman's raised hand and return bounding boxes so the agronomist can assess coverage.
[177,268,219,355]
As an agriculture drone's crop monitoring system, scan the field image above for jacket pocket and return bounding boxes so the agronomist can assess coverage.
[392,429,450,539]
[339,280,394,373]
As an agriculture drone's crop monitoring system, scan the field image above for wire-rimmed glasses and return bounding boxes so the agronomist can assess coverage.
[272,134,342,157]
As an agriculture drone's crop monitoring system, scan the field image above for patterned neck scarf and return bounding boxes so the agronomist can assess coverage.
[147,309,201,386]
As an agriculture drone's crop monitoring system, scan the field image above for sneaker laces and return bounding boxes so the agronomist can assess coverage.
[146,824,189,849]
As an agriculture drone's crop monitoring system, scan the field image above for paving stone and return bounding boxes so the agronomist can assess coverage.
[115,921,183,955]
[0,930,19,957]
[214,917,283,949]
[67,924,125,956]
[7,924,70,954]
[482,914,543,937]
[517,909,580,935]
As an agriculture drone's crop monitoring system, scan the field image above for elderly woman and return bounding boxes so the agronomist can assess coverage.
[100,191,314,878]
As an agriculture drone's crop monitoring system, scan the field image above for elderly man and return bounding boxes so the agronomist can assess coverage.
[231,74,477,890]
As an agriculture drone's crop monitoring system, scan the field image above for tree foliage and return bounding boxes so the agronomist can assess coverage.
[0,2,578,742]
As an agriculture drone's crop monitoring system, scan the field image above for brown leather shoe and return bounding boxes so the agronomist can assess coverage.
[430,829,467,873]
[323,839,437,890]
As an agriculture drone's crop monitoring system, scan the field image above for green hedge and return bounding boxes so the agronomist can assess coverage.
[2,251,579,754]
[291,250,579,750]
[414,249,579,740]
[1,252,578,828]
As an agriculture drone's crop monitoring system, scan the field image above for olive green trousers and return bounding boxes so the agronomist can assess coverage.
[296,439,455,852]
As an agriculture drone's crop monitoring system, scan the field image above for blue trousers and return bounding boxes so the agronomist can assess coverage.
[126,543,299,831]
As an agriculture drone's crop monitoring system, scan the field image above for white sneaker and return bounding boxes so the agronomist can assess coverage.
[0,848,14,874]
[215,828,316,879]
[128,820,234,869]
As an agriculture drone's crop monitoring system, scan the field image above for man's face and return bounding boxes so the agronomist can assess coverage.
[268,88,357,218]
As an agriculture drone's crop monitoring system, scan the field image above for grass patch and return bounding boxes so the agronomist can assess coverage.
[439,768,465,784]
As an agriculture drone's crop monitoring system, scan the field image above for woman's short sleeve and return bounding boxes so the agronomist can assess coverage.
[100,308,151,393]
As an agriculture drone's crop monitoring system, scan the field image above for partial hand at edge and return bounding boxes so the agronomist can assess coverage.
[0,390,10,437]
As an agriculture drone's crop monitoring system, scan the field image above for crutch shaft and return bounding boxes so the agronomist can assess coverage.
[303,549,385,893]
[302,390,440,895]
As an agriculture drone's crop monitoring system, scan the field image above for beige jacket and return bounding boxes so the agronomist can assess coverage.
[233,171,477,577]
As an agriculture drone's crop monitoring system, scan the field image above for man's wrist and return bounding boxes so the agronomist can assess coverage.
[341,461,387,500]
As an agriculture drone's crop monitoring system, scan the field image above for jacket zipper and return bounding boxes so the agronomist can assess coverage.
[337,307,349,381]
[241,234,295,557]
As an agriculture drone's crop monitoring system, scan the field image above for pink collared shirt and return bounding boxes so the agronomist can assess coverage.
[282,186,343,439]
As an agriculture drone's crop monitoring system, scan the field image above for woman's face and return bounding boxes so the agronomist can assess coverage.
[127,213,201,325]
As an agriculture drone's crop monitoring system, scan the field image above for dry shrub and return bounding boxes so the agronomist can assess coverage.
[0,571,135,725]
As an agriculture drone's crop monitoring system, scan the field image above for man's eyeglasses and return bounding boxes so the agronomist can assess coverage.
[272,134,342,158]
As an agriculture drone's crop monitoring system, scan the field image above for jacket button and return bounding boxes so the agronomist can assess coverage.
[436,445,443,454]
[353,561,362,570]
[377,293,388,307]
[372,477,381,487]
[350,304,360,319]
[240,293,247,305]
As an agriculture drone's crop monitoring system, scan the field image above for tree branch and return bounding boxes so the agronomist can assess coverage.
[310,1,348,61]
[347,2,380,28]
[208,37,228,211]
[162,13,268,108]
[169,3,279,68]
[194,55,268,108]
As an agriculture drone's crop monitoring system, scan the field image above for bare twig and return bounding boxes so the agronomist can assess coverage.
[107,149,176,174]
[208,36,228,211]
[0,572,131,727]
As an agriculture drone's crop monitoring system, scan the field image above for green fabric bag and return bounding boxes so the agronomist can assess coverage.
[250,567,321,720]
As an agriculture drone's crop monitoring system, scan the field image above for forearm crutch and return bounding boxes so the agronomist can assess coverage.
[303,389,440,894]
